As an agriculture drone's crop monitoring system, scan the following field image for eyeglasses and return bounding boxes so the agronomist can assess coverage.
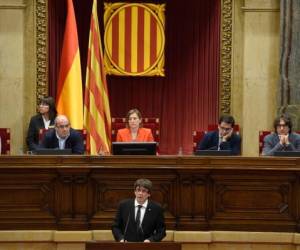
[219,126,232,132]
[277,124,288,128]
[56,124,70,129]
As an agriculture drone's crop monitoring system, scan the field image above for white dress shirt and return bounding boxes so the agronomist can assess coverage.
[56,132,70,149]
[134,199,148,226]
[42,116,51,129]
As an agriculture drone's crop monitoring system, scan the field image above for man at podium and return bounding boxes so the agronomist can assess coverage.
[112,179,166,242]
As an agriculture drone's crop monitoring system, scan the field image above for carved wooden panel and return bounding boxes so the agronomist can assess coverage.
[210,171,296,231]
[176,171,209,230]
[0,156,299,231]
[0,169,56,229]
[55,169,90,230]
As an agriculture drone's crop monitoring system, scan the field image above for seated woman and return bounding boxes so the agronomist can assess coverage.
[262,114,300,156]
[26,96,57,151]
[116,109,154,142]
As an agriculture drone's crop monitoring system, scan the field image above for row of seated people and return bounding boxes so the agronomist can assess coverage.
[25,105,158,154]
[29,111,299,156]
[193,114,300,156]
[23,96,299,156]
[24,97,160,154]
[0,104,298,155]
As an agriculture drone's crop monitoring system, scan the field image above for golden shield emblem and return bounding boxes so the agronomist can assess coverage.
[104,3,165,76]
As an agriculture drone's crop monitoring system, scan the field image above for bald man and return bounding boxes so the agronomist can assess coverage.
[39,115,84,154]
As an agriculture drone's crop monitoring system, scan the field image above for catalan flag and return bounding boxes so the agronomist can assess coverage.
[56,0,83,129]
[84,0,111,155]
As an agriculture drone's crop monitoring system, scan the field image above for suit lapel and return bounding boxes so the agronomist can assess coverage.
[50,119,55,126]
[130,200,135,223]
[274,133,280,145]
[136,128,144,141]
[38,115,45,128]
[213,131,219,147]
[141,201,152,228]
[54,134,60,148]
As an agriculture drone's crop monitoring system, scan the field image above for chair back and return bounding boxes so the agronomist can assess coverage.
[111,117,160,143]
[39,128,87,152]
[0,128,10,155]
[258,130,300,155]
[192,130,207,152]
[259,130,272,155]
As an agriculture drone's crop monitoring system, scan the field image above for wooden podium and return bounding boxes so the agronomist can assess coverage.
[86,242,181,250]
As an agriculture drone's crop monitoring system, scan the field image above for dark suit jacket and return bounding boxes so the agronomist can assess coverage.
[197,130,241,155]
[40,128,84,154]
[26,114,55,151]
[112,199,166,242]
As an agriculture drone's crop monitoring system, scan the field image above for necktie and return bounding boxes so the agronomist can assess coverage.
[136,205,143,240]
[136,205,142,229]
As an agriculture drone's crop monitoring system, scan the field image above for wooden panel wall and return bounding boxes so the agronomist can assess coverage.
[0,156,299,231]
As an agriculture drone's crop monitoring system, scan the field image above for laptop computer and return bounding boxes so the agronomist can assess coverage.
[33,148,72,155]
[194,150,231,156]
[112,142,157,155]
[273,151,300,157]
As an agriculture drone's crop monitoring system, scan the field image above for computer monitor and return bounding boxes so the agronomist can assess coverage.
[194,150,231,156]
[273,151,300,157]
[33,148,72,155]
[112,142,157,155]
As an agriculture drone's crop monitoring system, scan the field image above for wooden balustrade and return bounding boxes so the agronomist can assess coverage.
[0,155,299,232]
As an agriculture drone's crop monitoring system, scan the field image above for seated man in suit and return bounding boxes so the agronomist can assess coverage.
[197,114,241,155]
[262,114,300,156]
[112,178,166,242]
[39,115,84,154]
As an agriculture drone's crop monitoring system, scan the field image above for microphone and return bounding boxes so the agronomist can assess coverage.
[123,212,130,242]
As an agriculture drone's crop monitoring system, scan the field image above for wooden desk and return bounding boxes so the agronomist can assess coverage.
[0,155,299,232]
[86,242,181,250]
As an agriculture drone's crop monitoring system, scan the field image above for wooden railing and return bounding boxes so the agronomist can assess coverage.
[0,155,299,232]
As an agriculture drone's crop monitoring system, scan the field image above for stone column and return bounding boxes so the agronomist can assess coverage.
[279,0,300,129]
[0,0,36,154]
[0,0,26,154]
[231,0,280,156]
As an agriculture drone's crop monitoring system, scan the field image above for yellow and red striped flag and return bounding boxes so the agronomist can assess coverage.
[56,0,83,129]
[103,3,165,76]
[84,0,111,155]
